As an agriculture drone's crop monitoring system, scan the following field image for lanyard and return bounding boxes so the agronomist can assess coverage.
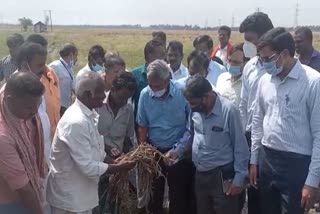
[60,60,74,80]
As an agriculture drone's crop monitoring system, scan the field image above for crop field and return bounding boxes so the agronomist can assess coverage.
[2,26,319,72]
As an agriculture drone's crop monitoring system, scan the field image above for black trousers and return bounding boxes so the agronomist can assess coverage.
[246,131,261,214]
[148,152,196,214]
[195,163,239,214]
[259,146,311,214]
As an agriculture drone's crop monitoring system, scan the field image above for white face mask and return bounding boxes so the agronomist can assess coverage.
[243,41,257,59]
[152,88,166,98]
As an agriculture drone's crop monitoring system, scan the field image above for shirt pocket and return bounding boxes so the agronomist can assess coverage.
[280,93,305,120]
[204,126,230,150]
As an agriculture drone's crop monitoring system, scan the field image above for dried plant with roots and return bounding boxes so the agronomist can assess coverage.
[108,143,168,213]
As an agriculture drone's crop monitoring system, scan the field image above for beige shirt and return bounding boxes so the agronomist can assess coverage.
[96,91,135,153]
[216,72,242,107]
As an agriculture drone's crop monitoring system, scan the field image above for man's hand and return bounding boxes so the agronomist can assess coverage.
[301,184,316,213]
[110,148,121,159]
[164,150,178,165]
[226,183,244,196]
[118,160,136,171]
[107,160,136,174]
[249,164,258,187]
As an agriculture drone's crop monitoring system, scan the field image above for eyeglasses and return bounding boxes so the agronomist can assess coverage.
[259,53,279,63]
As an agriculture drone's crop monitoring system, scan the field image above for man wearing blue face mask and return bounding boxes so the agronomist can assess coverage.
[216,43,249,107]
[250,27,320,214]
[76,45,106,83]
[137,59,195,214]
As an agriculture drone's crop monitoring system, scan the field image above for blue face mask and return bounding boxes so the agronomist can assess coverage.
[92,63,105,72]
[262,55,283,76]
[227,64,242,77]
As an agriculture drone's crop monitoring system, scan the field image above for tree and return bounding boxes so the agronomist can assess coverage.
[18,17,33,32]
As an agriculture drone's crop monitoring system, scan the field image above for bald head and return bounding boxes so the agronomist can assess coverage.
[75,71,106,109]
[5,72,44,120]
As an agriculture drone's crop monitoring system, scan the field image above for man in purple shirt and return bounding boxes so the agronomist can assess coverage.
[294,27,320,72]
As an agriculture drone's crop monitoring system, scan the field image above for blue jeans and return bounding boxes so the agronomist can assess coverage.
[259,146,311,214]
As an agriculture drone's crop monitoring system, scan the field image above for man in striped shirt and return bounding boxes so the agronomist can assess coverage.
[250,27,320,214]
[0,34,24,82]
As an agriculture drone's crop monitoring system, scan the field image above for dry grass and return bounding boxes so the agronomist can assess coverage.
[108,143,166,214]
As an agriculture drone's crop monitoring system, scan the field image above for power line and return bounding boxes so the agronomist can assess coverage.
[294,2,299,27]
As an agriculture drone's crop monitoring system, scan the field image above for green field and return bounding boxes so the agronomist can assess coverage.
[0,26,245,72]
[1,26,320,73]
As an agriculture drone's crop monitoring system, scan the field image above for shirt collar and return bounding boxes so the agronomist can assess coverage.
[286,60,301,80]
[142,64,147,74]
[75,99,98,119]
[103,91,111,104]
[85,63,93,71]
[219,43,228,50]
[59,57,68,66]
[169,63,184,74]
[311,49,320,59]
[208,94,222,117]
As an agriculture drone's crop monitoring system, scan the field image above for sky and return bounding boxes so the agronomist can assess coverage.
[1,0,319,27]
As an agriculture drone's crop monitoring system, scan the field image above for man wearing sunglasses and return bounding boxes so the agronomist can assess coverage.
[250,27,320,214]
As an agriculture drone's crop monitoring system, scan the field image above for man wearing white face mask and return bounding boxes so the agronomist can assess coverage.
[76,45,106,83]
[49,43,78,116]
[136,59,195,214]
[251,27,320,214]
[216,43,249,107]
[238,12,274,214]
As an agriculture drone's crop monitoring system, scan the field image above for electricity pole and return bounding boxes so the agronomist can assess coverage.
[48,10,53,32]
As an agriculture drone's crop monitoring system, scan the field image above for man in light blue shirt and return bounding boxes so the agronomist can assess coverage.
[251,28,320,214]
[169,75,249,214]
[238,12,274,214]
[137,59,195,214]
[49,43,78,116]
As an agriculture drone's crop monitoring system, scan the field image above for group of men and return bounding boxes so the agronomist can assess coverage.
[1,11,320,214]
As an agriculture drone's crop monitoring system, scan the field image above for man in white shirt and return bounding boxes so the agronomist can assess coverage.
[238,12,274,214]
[49,43,78,116]
[167,41,188,80]
[211,26,233,65]
[250,27,320,214]
[193,35,227,86]
[76,45,106,83]
[46,72,135,214]
[216,43,249,107]
[176,50,220,90]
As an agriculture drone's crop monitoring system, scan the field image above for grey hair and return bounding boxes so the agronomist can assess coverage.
[147,59,170,80]
[75,71,103,98]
